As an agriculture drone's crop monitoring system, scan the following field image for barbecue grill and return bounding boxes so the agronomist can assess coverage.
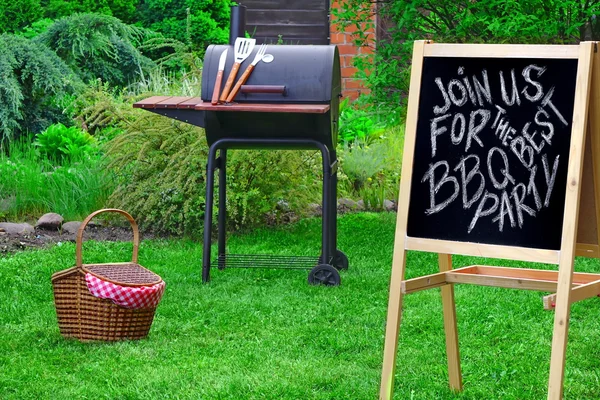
[134,42,348,285]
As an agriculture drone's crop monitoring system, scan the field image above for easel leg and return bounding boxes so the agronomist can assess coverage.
[547,273,574,399]
[438,253,463,391]
[379,249,407,400]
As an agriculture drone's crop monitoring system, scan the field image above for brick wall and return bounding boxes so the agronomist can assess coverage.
[329,1,376,101]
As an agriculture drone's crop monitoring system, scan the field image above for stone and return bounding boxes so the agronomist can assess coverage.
[0,222,35,235]
[384,200,397,212]
[62,221,82,235]
[307,203,322,216]
[338,198,358,212]
[276,199,290,212]
[36,213,64,230]
[356,200,366,210]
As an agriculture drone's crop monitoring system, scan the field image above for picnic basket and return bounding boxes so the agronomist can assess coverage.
[51,208,164,342]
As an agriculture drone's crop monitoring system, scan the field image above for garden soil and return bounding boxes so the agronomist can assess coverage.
[0,225,159,255]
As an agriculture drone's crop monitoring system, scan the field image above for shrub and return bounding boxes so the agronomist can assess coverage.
[105,110,322,235]
[36,13,155,88]
[105,111,209,236]
[0,33,79,143]
[225,149,322,229]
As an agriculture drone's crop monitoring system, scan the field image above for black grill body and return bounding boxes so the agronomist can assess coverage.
[201,44,341,150]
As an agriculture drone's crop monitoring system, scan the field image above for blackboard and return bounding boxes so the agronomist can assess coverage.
[406,56,579,250]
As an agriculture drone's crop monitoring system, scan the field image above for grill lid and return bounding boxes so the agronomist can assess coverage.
[201,44,341,104]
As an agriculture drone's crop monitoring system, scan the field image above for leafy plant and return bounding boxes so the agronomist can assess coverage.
[338,98,385,144]
[34,123,96,164]
[42,0,139,23]
[224,149,321,230]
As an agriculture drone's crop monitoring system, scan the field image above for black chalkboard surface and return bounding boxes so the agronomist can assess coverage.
[407,56,578,250]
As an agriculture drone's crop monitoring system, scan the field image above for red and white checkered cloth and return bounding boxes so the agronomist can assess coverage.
[85,273,165,309]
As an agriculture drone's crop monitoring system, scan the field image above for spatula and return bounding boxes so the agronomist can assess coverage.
[225,44,267,103]
[219,37,256,103]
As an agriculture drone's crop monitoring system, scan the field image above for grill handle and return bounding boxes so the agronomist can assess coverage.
[240,85,287,96]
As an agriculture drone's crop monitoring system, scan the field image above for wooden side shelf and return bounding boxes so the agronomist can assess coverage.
[402,265,600,311]
[133,96,330,114]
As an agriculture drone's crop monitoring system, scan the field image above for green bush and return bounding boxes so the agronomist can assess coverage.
[34,123,96,164]
[225,149,322,229]
[42,0,138,23]
[105,111,322,235]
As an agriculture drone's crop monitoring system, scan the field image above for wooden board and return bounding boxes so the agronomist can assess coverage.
[242,0,330,45]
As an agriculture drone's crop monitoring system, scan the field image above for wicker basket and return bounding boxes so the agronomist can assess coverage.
[51,209,163,342]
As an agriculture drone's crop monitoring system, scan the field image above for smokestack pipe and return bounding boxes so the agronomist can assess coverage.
[229,5,247,45]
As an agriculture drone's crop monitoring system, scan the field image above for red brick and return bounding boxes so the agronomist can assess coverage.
[329,33,346,44]
[337,44,358,56]
[342,90,359,101]
[340,55,355,68]
[342,66,359,78]
[344,79,366,89]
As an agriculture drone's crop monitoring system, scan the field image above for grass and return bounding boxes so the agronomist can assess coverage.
[0,139,113,221]
[1,212,600,399]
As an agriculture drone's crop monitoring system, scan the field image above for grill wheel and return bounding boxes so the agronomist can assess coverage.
[308,264,341,286]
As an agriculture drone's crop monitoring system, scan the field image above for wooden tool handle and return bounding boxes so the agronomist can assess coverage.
[226,64,256,103]
[211,70,224,105]
[219,62,241,102]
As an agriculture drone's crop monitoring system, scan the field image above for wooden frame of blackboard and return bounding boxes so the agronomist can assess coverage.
[379,41,596,400]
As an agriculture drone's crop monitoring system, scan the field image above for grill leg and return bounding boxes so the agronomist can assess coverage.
[202,144,220,283]
[330,153,338,259]
[217,149,227,263]
[320,146,332,264]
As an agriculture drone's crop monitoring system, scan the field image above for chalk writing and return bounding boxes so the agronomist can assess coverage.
[423,63,569,234]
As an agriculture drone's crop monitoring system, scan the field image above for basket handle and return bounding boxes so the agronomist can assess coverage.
[76,208,139,267]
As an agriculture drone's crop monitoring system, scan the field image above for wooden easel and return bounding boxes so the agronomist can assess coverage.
[380,41,599,399]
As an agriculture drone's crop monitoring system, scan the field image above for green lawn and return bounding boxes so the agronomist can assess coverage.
[1,212,600,399]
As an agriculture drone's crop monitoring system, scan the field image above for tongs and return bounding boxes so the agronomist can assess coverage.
[225,44,267,103]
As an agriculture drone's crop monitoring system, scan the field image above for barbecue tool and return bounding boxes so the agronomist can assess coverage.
[226,44,267,103]
[219,37,256,102]
[211,48,228,105]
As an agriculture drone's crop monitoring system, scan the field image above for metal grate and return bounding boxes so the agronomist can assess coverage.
[215,254,332,270]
